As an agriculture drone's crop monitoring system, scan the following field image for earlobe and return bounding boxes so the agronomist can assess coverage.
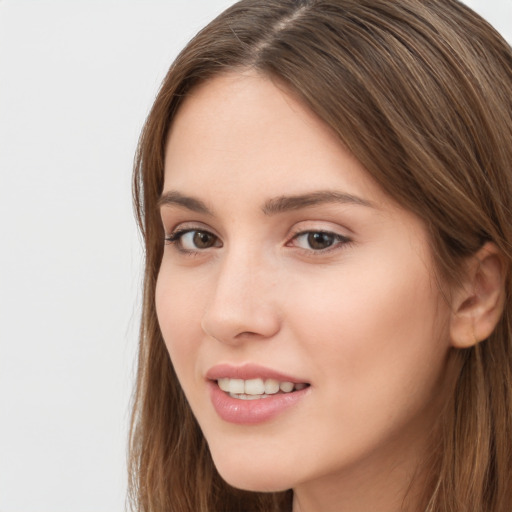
[450,242,507,349]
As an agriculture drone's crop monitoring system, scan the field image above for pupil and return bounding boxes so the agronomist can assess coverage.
[308,232,334,250]
[193,231,213,248]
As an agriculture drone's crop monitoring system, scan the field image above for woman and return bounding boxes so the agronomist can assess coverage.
[129,0,512,510]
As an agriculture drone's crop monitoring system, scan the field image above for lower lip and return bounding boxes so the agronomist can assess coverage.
[208,381,309,425]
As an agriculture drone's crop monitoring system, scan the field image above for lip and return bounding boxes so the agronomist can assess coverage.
[206,363,310,425]
[206,363,307,383]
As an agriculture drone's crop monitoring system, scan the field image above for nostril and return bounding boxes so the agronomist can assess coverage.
[234,331,263,338]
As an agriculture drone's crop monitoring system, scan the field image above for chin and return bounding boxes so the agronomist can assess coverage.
[211,451,294,493]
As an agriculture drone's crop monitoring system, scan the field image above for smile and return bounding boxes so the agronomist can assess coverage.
[217,377,309,400]
[206,365,311,424]
[217,377,308,400]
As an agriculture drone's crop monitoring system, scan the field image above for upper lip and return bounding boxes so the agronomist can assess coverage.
[206,363,308,384]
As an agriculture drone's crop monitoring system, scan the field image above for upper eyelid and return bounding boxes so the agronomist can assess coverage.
[291,229,350,239]
[164,221,218,236]
[166,226,219,240]
[287,221,352,238]
[163,220,353,242]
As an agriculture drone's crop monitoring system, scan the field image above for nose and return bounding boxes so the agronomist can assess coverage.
[201,249,281,345]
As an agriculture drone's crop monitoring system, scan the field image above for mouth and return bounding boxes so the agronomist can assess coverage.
[206,364,311,423]
[216,377,310,400]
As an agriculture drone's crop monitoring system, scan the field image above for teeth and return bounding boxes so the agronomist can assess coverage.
[279,382,294,393]
[218,378,230,392]
[264,378,280,394]
[245,378,265,395]
[230,379,245,394]
[217,377,308,396]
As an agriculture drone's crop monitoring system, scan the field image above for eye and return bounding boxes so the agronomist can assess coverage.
[165,228,221,252]
[290,231,351,251]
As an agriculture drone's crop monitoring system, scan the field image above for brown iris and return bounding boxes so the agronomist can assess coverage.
[307,232,336,250]
[193,231,217,249]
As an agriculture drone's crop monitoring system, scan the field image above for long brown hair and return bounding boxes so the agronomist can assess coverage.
[129,1,512,510]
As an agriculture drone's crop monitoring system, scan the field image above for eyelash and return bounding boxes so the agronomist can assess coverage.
[164,228,220,255]
[164,227,352,255]
[288,230,352,254]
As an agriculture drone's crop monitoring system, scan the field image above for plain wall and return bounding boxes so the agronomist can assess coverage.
[0,1,510,511]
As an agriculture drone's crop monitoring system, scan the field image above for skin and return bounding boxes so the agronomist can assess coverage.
[156,72,460,512]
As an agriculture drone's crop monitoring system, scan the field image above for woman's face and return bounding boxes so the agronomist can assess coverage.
[156,72,455,502]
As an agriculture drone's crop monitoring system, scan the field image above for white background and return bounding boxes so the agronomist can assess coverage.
[0,1,510,511]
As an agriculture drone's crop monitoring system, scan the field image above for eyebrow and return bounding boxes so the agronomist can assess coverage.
[157,189,373,215]
[158,191,213,215]
[262,191,374,215]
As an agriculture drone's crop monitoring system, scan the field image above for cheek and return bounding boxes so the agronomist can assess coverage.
[155,267,205,380]
[271,260,453,478]
[286,253,451,411]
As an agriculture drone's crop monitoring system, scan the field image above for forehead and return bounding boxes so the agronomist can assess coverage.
[163,72,386,206]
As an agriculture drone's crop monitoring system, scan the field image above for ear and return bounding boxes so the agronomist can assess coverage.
[450,242,507,349]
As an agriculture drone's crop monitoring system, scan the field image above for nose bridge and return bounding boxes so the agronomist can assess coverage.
[201,242,280,343]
